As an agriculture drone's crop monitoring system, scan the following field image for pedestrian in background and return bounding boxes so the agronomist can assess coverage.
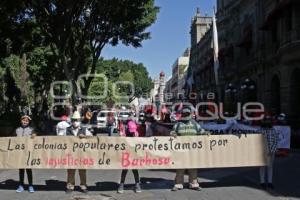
[145,112,154,137]
[106,112,116,136]
[170,108,206,192]
[117,115,141,193]
[259,115,278,190]
[15,115,36,193]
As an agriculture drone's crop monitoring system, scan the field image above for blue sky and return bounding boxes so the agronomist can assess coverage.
[101,0,216,79]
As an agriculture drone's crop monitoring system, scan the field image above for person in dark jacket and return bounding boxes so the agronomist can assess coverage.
[65,111,92,194]
[15,115,36,193]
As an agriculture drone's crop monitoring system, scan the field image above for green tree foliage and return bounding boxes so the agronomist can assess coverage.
[90,58,153,103]
[0,0,158,117]
[26,0,159,100]
[1,55,32,106]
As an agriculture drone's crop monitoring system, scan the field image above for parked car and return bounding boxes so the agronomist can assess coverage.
[118,111,132,122]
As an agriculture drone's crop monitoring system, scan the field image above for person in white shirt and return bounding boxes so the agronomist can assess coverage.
[56,115,70,136]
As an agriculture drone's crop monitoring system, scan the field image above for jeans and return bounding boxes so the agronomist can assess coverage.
[107,126,114,136]
[174,169,199,188]
[260,154,275,184]
[19,169,33,185]
[66,169,87,190]
[120,170,140,184]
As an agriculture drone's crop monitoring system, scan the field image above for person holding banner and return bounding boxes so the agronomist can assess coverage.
[15,115,36,193]
[117,115,142,193]
[170,108,205,192]
[259,116,278,190]
[56,115,70,136]
[65,111,92,194]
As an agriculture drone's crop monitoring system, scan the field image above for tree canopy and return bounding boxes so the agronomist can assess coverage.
[0,0,158,119]
[26,0,158,99]
[87,58,153,104]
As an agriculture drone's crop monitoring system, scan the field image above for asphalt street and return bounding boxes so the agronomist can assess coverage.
[0,150,299,200]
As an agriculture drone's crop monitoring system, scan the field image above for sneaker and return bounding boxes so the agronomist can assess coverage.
[16,185,24,193]
[268,183,274,190]
[135,183,142,193]
[80,188,88,194]
[66,189,73,194]
[117,183,124,194]
[28,185,35,193]
[171,186,183,192]
[189,186,202,191]
[260,183,267,189]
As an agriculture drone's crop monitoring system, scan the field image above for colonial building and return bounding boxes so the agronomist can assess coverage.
[164,76,172,101]
[150,71,166,106]
[164,49,190,102]
[188,8,213,101]
[189,0,300,128]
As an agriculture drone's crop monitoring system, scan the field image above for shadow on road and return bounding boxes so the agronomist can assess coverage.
[0,179,66,191]
[198,152,300,198]
[0,152,299,199]
[93,177,173,191]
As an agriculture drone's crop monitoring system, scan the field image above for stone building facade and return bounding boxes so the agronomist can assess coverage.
[150,72,166,106]
[189,0,300,127]
[164,49,190,102]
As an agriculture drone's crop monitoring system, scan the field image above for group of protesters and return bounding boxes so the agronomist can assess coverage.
[13,106,278,194]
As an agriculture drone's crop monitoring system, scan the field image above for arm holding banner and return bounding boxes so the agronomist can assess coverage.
[170,123,180,138]
[31,132,37,139]
[195,121,209,136]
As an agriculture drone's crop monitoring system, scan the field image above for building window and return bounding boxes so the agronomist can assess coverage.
[271,22,278,43]
[286,6,293,32]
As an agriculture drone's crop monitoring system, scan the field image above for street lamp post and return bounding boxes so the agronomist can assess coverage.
[240,78,256,103]
[225,83,237,114]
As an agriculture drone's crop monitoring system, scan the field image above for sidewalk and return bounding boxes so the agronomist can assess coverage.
[0,151,299,200]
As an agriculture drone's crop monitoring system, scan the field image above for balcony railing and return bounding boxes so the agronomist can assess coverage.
[280,30,300,47]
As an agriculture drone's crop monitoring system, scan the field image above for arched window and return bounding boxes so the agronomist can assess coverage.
[271,75,281,115]
[240,78,257,103]
[290,68,300,120]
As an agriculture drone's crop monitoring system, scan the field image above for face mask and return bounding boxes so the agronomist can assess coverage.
[72,121,81,128]
[21,120,29,128]
[21,124,29,128]
[181,114,191,121]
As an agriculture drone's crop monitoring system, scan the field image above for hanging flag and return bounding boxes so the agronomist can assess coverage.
[212,8,219,86]
[186,66,194,93]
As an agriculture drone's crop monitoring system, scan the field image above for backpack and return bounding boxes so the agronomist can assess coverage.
[175,120,199,135]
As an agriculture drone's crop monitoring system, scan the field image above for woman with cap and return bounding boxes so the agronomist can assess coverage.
[259,115,279,190]
[117,115,142,193]
[170,107,205,192]
[65,111,92,194]
[15,115,36,193]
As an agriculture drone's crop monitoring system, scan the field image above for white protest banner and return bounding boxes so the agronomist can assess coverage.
[274,126,291,149]
[202,123,291,149]
[0,135,267,169]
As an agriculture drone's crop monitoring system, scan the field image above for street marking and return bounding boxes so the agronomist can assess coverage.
[68,194,116,200]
